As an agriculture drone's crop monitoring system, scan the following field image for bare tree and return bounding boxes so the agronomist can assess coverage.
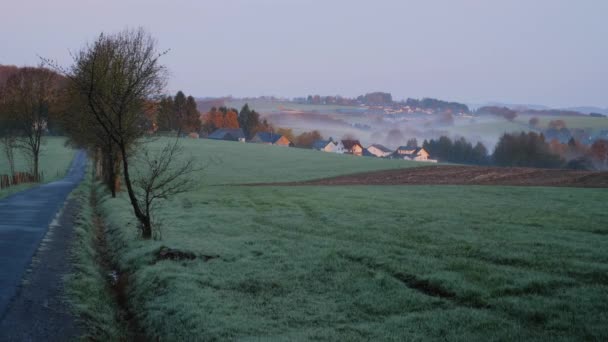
[1,67,61,179]
[133,139,199,239]
[0,88,19,175]
[53,28,175,239]
[0,135,17,176]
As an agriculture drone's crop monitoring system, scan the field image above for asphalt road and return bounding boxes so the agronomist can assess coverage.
[0,150,86,319]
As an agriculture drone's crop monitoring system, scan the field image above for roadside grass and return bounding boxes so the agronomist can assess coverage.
[0,137,76,198]
[97,138,608,340]
[65,173,126,341]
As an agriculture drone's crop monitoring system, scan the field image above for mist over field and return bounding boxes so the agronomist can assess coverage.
[2,1,608,341]
[218,98,607,151]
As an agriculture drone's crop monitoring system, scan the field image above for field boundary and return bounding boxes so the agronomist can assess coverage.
[241,165,608,188]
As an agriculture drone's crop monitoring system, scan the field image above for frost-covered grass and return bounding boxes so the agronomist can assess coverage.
[100,138,608,341]
[66,172,126,341]
[0,137,76,198]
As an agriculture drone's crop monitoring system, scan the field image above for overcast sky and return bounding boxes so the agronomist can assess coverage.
[1,0,606,108]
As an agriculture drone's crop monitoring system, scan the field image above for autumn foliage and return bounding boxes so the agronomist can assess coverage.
[201,107,240,134]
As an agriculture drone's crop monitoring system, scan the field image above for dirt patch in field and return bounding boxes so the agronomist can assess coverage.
[248,165,608,188]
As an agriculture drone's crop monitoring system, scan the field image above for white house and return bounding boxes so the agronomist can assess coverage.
[394,146,435,162]
[312,139,344,154]
[366,144,393,158]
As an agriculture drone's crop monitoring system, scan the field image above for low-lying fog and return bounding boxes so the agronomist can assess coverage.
[264,111,525,150]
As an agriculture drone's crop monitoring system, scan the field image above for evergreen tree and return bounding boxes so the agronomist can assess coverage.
[156,96,174,132]
[173,91,187,134]
[184,96,201,133]
[238,104,261,139]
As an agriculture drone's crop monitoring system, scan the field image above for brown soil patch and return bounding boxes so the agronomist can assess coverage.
[250,165,608,188]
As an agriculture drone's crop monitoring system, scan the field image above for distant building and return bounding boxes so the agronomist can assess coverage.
[394,146,432,161]
[366,144,393,158]
[251,132,292,146]
[341,140,364,156]
[208,128,246,142]
[312,139,344,153]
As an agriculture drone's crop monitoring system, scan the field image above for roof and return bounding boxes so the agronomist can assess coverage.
[362,148,375,157]
[312,139,334,150]
[253,131,285,144]
[341,140,362,150]
[368,144,393,153]
[208,128,245,140]
[394,147,425,157]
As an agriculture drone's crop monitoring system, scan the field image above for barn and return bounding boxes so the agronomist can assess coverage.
[251,132,292,146]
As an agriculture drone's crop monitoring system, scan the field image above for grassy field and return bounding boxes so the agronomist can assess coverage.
[98,138,608,341]
[226,99,363,114]
[0,137,76,198]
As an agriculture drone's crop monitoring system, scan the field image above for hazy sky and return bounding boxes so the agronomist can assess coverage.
[1,0,606,108]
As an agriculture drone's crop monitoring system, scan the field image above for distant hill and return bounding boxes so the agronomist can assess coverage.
[563,107,608,115]
[195,98,227,113]
[405,98,470,114]
[471,101,608,116]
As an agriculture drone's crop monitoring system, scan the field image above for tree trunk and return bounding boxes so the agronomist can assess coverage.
[118,142,151,239]
[33,151,39,182]
[113,153,121,193]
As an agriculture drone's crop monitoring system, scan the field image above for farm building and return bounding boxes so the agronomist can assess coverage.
[341,140,364,156]
[312,139,344,153]
[251,132,292,146]
[394,146,433,161]
[366,144,393,157]
[208,128,246,142]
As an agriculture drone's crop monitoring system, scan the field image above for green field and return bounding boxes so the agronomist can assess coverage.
[98,138,608,341]
[226,99,363,114]
[0,137,76,198]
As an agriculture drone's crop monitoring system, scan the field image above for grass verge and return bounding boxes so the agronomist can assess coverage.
[65,172,126,341]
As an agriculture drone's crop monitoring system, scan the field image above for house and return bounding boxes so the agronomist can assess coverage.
[251,132,292,146]
[312,139,344,153]
[208,128,246,142]
[341,140,364,156]
[394,146,432,161]
[366,144,393,158]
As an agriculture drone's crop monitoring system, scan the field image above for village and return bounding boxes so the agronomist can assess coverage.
[205,127,436,162]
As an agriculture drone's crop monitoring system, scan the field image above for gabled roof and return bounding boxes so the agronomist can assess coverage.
[312,139,334,150]
[368,144,393,153]
[253,131,285,144]
[341,140,362,150]
[397,145,418,151]
[362,148,375,157]
[208,128,245,140]
[394,147,426,156]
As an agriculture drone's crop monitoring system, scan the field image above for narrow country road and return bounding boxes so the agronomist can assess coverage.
[0,150,87,320]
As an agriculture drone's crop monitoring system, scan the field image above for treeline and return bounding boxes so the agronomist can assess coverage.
[157,91,201,134]
[423,132,608,170]
[198,104,272,139]
[276,128,323,148]
[0,65,66,178]
[405,98,470,114]
[422,137,489,165]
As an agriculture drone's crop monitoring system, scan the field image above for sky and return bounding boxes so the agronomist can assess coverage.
[1,0,607,108]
